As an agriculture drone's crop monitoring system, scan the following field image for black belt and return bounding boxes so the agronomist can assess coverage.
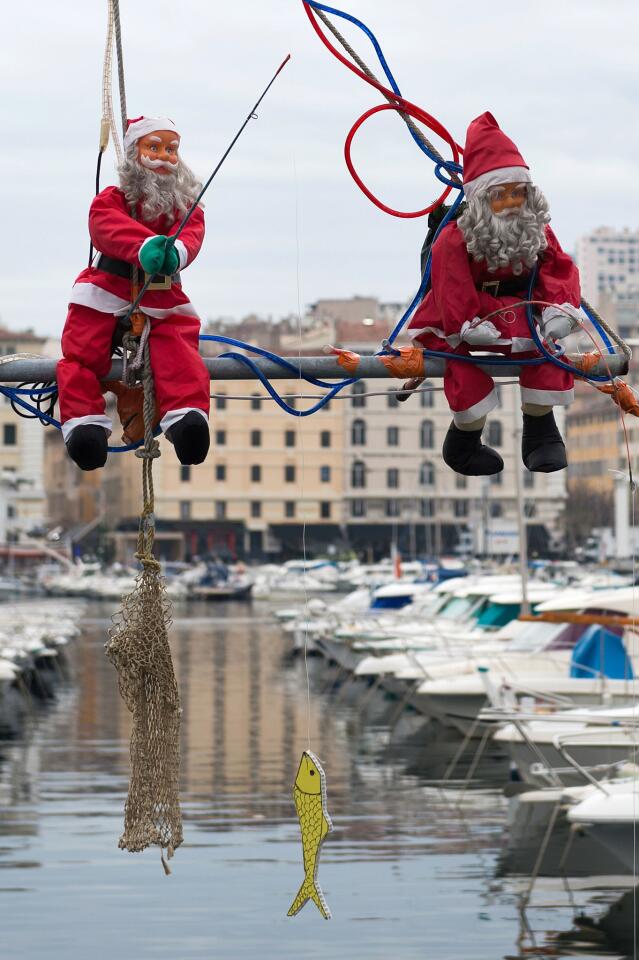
[96,254,181,288]
[476,277,529,297]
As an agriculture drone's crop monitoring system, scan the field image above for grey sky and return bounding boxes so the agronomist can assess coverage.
[1,1,637,339]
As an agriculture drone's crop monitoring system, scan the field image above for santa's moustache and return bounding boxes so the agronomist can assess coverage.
[458,185,550,275]
[118,145,203,222]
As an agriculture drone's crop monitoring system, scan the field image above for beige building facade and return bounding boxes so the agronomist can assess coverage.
[44,299,569,560]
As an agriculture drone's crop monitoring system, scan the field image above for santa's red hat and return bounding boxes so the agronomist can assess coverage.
[123,116,180,152]
[462,112,531,201]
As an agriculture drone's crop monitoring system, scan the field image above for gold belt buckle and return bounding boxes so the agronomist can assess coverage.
[144,272,172,291]
[481,280,500,296]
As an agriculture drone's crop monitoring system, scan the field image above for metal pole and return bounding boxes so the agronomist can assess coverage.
[0,353,628,384]
[512,397,530,616]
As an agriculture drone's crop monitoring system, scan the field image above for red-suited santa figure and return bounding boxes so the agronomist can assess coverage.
[408,111,581,476]
[57,116,211,471]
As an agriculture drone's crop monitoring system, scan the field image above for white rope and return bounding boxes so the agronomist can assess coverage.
[101,1,123,165]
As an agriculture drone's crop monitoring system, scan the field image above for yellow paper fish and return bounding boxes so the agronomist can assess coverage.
[287,750,333,919]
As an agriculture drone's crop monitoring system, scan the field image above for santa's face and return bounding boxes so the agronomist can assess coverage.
[487,181,528,217]
[136,130,180,175]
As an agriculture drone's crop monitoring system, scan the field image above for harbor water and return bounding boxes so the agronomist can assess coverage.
[0,600,635,959]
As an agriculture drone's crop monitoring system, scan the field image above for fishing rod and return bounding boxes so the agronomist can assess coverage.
[121,53,291,327]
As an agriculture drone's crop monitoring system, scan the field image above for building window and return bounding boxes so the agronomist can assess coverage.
[351,460,366,489]
[420,498,434,518]
[285,465,296,483]
[216,393,227,411]
[419,461,434,486]
[250,465,262,482]
[490,472,502,486]
[454,499,469,518]
[215,501,226,520]
[215,464,226,482]
[251,393,262,410]
[420,420,434,449]
[322,400,331,412]
[386,500,400,517]
[320,466,331,483]
[351,419,366,445]
[487,420,502,447]
[216,429,226,445]
[288,396,297,410]
[387,390,399,408]
[455,474,467,489]
[387,426,399,446]
[285,430,296,448]
[523,471,534,489]
[320,501,331,519]
[250,501,261,518]
[351,382,366,408]
[420,385,434,408]
[3,424,16,446]
[285,501,296,518]
[250,429,261,447]
[7,504,15,519]
[179,500,191,520]
[180,465,191,482]
[351,499,366,518]
[320,431,331,448]
[489,502,502,518]
[387,468,400,489]
[524,501,536,518]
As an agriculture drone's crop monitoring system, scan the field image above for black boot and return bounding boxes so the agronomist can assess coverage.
[522,411,567,472]
[66,424,108,471]
[166,411,210,465]
[442,422,504,476]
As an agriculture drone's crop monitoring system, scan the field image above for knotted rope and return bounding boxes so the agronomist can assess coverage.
[105,328,183,873]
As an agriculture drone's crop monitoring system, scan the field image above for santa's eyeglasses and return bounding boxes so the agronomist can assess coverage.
[486,184,528,203]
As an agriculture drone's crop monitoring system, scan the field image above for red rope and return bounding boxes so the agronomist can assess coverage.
[302,1,462,218]
[344,103,453,217]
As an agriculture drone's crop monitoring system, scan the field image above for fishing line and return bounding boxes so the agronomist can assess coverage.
[292,151,312,752]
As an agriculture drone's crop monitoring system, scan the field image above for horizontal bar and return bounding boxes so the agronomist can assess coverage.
[0,353,629,384]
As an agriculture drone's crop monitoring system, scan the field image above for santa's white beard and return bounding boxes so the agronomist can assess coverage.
[118,145,203,223]
[457,185,551,275]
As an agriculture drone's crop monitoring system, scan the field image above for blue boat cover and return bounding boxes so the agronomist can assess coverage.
[570,625,634,680]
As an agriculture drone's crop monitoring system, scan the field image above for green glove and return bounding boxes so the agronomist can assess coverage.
[161,241,180,276]
[139,235,169,275]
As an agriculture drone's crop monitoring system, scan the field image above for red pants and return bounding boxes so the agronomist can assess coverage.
[418,332,574,424]
[57,304,210,433]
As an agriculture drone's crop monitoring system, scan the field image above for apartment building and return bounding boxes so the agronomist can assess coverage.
[44,298,568,560]
[0,326,48,542]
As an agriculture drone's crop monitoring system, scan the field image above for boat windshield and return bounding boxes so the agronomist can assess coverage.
[476,601,521,629]
[436,596,476,621]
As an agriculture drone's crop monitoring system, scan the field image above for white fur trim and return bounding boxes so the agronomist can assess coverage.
[520,387,574,407]
[69,282,199,320]
[160,407,209,434]
[452,388,499,425]
[463,166,532,202]
[174,239,188,270]
[62,415,112,442]
[123,117,179,151]
[69,282,130,315]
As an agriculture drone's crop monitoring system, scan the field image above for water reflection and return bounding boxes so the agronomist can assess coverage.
[0,601,635,959]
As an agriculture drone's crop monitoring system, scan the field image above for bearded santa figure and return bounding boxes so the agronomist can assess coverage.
[57,116,211,470]
[408,111,581,476]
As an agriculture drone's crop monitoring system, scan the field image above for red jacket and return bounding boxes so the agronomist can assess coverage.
[408,222,580,346]
[69,186,205,316]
